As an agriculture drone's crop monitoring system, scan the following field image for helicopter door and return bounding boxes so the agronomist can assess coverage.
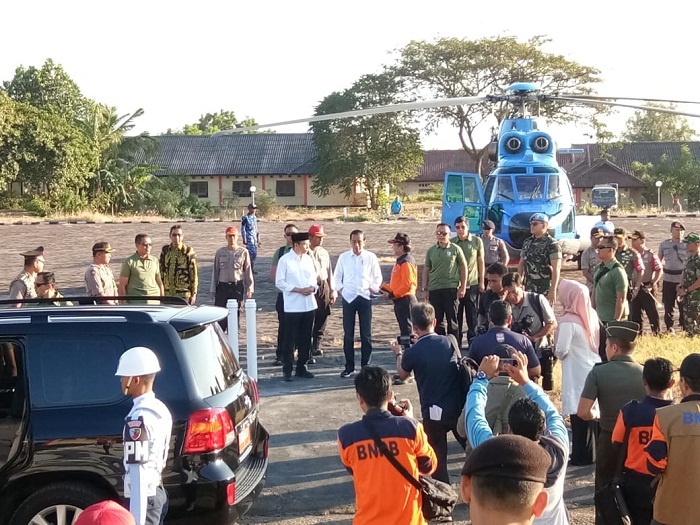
[441,172,486,232]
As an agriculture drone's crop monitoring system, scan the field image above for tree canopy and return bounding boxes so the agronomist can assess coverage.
[622,103,696,142]
[392,36,603,172]
[632,144,700,207]
[171,110,260,134]
[311,73,423,210]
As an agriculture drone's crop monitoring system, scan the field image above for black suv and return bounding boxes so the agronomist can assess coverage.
[0,302,269,525]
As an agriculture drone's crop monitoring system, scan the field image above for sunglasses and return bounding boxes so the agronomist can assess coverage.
[436,231,449,236]
[596,246,613,251]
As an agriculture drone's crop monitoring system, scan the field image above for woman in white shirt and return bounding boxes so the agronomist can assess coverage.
[555,279,601,465]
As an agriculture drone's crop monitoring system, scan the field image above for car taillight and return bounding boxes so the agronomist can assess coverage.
[250,379,259,404]
[227,481,236,505]
[183,408,234,454]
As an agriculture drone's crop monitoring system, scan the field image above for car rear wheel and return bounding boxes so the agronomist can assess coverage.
[10,481,111,525]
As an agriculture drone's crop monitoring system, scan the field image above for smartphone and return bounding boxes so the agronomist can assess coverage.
[500,358,517,367]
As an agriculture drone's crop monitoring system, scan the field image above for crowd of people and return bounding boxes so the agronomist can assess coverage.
[335,212,700,524]
[7,204,700,524]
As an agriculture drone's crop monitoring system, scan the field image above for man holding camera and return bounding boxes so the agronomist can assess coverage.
[338,366,437,525]
[464,301,541,440]
[465,351,569,525]
[391,302,466,489]
[503,272,557,390]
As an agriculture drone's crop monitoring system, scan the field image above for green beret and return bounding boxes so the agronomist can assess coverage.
[683,233,700,244]
[461,435,550,484]
[605,321,640,342]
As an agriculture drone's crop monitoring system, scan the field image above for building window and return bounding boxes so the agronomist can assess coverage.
[232,181,251,197]
[276,180,296,197]
[189,181,208,198]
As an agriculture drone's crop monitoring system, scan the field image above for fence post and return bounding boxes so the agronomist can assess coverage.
[245,299,258,381]
[227,299,239,360]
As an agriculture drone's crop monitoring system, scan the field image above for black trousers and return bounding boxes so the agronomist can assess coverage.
[393,295,417,344]
[457,285,480,347]
[313,281,332,347]
[598,320,608,362]
[662,280,684,330]
[422,417,467,484]
[342,297,372,371]
[428,288,459,338]
[629,286,661,334]
[569,414,596,465]
[214,281,244,332]
[621,471,655,525]
[281,310,315,376]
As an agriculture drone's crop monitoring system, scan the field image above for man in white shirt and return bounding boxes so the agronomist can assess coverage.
[275,232,318,382]
[334,229,383,378]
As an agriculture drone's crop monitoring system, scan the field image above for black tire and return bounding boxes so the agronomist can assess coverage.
[10,481,111,525]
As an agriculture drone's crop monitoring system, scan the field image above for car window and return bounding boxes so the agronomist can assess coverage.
[179,323,241,399]
[0,340,25,467]
[27,335,125,407]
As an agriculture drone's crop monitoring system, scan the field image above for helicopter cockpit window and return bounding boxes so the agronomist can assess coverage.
[463,178,480,203]
[547,175,561,200]
[445,174,463,203]
[515,176,545,200]
[495,177,515,201]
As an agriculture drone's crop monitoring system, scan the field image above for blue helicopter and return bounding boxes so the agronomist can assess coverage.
[218,81,700,261]
[441,82,586,260]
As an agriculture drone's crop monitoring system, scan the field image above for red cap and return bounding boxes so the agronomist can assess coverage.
[74,501,135,525]
[308,225,326,237]
[225,226,239,236]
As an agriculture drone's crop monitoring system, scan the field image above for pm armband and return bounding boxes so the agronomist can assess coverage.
[123,417,150,464]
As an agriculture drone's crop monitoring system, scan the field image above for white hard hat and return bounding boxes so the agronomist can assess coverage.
[115,346,161,377]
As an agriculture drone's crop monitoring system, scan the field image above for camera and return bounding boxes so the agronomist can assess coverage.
[499,358,517,368]
[475,325,487,336]
[388,397,408,416]
[396,334,416,347]
[511,314,535,335]
[539,347,556,391]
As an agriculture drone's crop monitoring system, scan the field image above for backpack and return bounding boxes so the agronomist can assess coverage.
[447,334,479,403]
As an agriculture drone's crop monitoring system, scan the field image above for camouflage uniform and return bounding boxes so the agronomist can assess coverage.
[681,253,700,335]
[520,233,562,294]
[160,244,198,299]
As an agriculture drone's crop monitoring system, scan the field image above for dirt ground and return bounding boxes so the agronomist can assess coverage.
[0,214,694,524]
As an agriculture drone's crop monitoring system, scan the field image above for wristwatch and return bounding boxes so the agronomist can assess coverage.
[476,371,488,381]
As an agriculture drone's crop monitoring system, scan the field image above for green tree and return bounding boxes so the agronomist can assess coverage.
[393,36,603,173]
[632,144,700,207]
[170,110,260,134]
[2,58,88,120]
[622,103,696,142]
[312,72,423,210]
[0,91,93,211]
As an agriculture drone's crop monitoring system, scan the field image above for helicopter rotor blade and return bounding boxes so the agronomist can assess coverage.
[558,94,700,106]
[214,96,489,135]
[543,96,700,118]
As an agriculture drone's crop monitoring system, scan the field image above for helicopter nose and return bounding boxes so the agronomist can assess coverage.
[524,152,534,162]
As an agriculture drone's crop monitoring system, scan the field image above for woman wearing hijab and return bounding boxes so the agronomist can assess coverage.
[555,279,602,465]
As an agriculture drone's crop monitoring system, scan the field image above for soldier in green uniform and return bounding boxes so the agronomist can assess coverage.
[8,246,45,307]
[678,232,700,336]
[613,228,644,299]
[160,225,198,304]
[518,213,562,304]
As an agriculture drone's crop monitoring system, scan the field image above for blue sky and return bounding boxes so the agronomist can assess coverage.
[3,0,698,149]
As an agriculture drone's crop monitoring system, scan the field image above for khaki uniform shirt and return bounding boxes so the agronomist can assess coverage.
[311,246,334,289]
[580,246,599,290]
[210,246,254,294]
[9,270,37,301]
[85,263,117,297]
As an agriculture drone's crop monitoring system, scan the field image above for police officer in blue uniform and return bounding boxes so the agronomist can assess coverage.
[116,346,173,525]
